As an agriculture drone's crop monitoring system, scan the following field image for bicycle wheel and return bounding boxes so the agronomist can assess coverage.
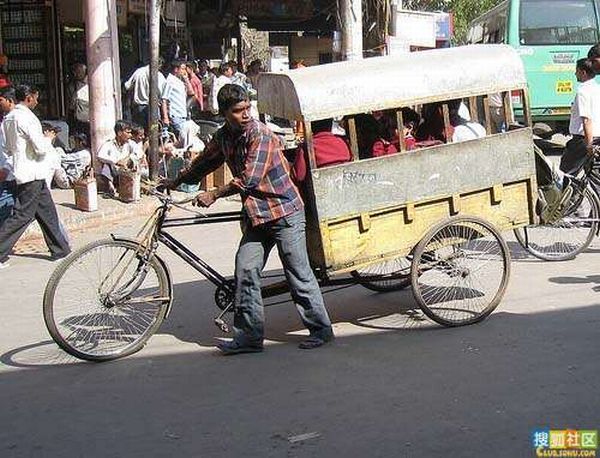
[43,239,172,362]
[411,216,510,327]
[514,186,599,261]
[351,256,412,292]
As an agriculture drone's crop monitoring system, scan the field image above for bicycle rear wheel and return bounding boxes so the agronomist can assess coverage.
[43,239,171,362]
[411,216,510,327]
[514,186,599,261]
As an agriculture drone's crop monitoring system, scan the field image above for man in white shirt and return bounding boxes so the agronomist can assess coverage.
[448,99,487,143]
[560,58,600,175]
[161,60,194,135]
[124,61,166,128]
[97,120,139,196]
[209,62,234,115]
[0,87,18,230]
[0,85,70,268]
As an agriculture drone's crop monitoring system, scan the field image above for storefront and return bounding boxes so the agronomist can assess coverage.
[0,0,61,118]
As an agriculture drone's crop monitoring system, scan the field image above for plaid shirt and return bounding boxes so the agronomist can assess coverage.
[177,119,303,226]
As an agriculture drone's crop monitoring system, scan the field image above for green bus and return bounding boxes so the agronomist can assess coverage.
[468,0,600,130]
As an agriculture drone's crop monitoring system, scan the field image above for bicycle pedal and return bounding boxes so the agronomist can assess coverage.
[214,318,230,333]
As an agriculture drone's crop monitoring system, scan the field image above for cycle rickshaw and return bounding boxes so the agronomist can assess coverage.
[43,45,538,361]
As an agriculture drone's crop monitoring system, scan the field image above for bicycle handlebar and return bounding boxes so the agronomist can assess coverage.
[143,183,203,207]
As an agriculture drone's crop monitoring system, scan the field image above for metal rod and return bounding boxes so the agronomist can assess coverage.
[158,232,229,287]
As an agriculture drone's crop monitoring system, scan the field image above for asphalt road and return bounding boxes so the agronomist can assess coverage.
[0,199,598,458]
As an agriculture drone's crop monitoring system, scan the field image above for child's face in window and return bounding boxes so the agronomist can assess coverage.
[403,122,415,138]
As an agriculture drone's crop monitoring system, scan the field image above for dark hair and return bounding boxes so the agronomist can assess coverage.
[311,118,333,134]
[131,124,145,135]
[576,58,595,77]
[0,86,16,102]
[15,84,39,102]
[114,119,132,134]
[219,62,234,75]
[169,59,185,73]
[401,107,421,128]
[73,131,89,147]
[217,84,248,114]
[41,122,61,133]
[447,99,467,127]
[588,43,600,59]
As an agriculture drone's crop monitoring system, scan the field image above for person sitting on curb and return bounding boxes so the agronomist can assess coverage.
[41,123,70,189]
[96,120,141,196]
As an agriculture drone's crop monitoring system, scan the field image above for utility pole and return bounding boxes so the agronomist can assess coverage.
[148,0,162,180]
[85,0,121,166]
[339,0,363,60]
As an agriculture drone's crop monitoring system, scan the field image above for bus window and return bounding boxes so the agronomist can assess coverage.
[519,0,599,45]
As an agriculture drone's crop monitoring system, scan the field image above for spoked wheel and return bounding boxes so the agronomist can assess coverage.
[410,216,510,327]
[43,239,172,362]
[351,256,412,292]
[514,186,599,261]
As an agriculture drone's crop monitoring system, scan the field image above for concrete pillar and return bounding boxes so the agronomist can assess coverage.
[340,0,363,61]
[148,0,162,180]
[85,0,122,165]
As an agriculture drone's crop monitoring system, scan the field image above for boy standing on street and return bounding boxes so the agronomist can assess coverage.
[0,85,70,268]
[169,84,334,355]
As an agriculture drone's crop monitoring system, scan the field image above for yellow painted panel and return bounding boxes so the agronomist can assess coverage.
[321,180,533,273]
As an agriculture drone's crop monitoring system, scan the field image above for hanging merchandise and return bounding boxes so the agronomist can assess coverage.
[0,1,52,115]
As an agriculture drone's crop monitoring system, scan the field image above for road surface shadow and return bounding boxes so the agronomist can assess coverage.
[0,305,599,458]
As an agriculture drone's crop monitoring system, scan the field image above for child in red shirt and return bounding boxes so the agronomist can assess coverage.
[293,118,352,183]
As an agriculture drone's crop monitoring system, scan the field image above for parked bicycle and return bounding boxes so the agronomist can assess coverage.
[514,145,600,261]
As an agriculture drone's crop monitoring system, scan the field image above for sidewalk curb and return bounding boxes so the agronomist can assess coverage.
[15,197,157,248]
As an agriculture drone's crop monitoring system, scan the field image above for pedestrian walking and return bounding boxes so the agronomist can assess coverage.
[0,84,71,269]
[0,86,17,226]
[168,84,334,355]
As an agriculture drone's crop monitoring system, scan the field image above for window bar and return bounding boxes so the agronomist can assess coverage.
[347,117,360,161]
[484,95,492,135]
[396,108,407,152]
[442,103,452,143]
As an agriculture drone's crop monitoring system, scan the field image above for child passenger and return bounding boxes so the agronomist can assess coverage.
[292,118,352,183]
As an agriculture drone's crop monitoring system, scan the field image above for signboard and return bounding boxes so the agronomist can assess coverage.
[395,10,437,48]
[129,0,146,15]
[435,12,453,41]
[116,0,128,27]
[234,0,313,20]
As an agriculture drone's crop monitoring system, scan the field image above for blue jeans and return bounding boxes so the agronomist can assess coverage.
[169,116,187,136]
[233,210,333,345]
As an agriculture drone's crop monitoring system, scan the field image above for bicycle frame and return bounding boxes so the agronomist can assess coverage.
[128,196,399,304]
